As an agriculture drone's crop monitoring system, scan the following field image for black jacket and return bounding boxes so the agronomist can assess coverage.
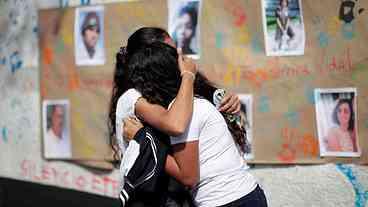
[119,127,195,207]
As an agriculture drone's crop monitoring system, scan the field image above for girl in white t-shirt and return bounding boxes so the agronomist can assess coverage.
[122,42,267,207]
[108,27,243,206]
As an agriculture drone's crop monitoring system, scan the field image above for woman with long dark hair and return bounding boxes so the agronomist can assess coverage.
[108,27,241,163]
[108,27,245,206]
[325,98,357,152]
[123,42,267,207]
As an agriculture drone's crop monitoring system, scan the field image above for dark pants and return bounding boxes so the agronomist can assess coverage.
[217,185,268,207]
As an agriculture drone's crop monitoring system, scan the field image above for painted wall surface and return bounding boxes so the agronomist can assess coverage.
[0,0,121,198]
[0,0,367,206]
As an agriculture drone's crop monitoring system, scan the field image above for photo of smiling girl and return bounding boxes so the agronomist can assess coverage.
[315,88,360,157]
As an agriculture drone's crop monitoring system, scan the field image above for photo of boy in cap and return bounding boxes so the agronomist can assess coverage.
[75,6,105,66]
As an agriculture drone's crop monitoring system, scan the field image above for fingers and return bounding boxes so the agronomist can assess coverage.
[178,51,184,72]
[122,117,143,141]
[230,101,241,114]
[177,49,197,75]
[123,117,143,127]
[177,48,185,70]
[218,98,232,113]
[219,93,241,114]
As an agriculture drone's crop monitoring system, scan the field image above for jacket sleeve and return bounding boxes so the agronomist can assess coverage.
[119,127,169,207]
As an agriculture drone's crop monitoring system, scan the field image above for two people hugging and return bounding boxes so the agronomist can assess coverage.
[108,27,267,207]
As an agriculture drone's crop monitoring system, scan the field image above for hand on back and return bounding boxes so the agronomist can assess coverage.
[122,117,143,141]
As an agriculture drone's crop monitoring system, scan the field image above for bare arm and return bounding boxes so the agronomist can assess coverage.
[135,52,197,136]
[165,142,199,188]
[276,18,285,32]
[285,17,290,30]
[275,9,285,32]
[134,85,241,136]
[135,75,194,136]
[123,118,199,188]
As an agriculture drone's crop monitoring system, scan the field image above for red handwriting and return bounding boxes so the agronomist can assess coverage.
[20,159,119,197]
[208,62,311,88]
[242,64,311,88]
[317,47,353,74]
[208,47,353,88]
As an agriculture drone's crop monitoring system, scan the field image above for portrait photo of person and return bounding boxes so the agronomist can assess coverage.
[43,100,71,159]
[75,5,105,66]
[314,88,360,157]
[168,0,201,58]
[261,0,305,56]
[238,94,254,160]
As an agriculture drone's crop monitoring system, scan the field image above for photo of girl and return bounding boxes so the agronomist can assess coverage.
[261,0,305,56]
[315,88,360,157]
[168,0,201,59]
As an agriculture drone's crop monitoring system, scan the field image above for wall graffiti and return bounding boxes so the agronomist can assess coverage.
[1,127,8,143]
[20,159,119,197]
[336,164,368,207]
[339,0,364,24]
[278,127,319,163]
[0,1,368,206]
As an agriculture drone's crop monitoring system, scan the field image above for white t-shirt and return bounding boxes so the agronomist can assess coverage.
[44,129,71,159]
[116,89,143,154]
[171,98,257,207]
[115,89,143,190]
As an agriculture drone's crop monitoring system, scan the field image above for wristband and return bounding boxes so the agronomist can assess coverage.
[181,70,196,80]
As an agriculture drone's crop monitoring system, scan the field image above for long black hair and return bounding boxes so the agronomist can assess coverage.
[128,42,181,107]
[108,27,246,165]
[125,41,249,155]
[108,27,172,163]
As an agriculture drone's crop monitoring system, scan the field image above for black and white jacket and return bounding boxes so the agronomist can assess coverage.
[119,126,169,207]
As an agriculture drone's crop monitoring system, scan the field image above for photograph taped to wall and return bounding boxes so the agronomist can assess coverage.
[42,100,71,159]
[261,0,305,56]
[314,88,360,157]
[239,94,254,160]
[75,5,105,66]
[168,0,201,59]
